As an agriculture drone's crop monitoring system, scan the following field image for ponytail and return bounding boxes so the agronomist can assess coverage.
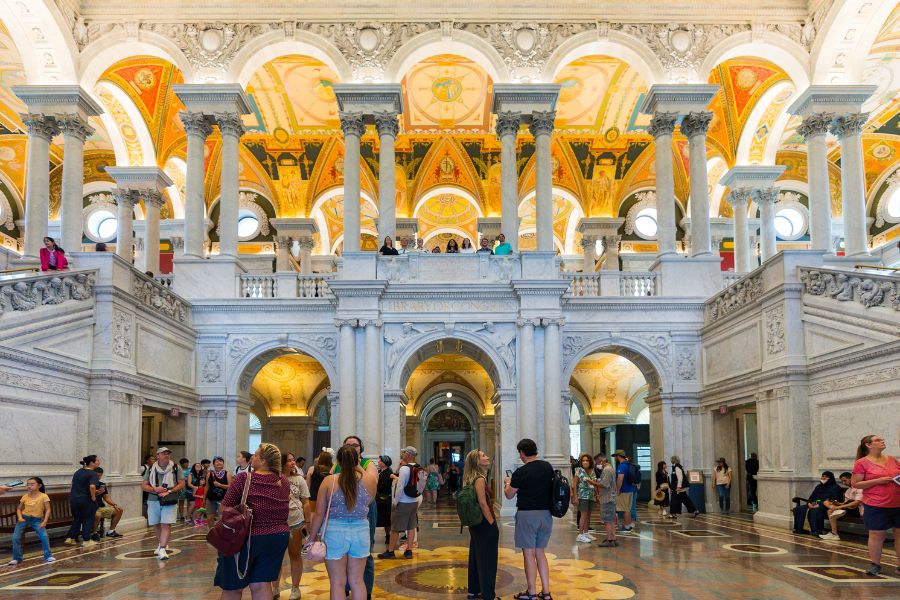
[856,435,875,460]
[80,455,98,467]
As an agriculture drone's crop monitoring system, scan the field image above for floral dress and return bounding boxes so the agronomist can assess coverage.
[425,465,441,491]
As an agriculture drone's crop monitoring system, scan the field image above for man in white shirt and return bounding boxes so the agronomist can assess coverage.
[378,447,421,560]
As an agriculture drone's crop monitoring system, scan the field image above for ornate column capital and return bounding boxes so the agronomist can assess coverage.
[363,319,384,328]
[335,318,358,328]
[214,112,246,138]
[339,111,366,138]
[112,188,140,207]
[143,189,165,209]
[754,187,779,206]
[529,110,556,137]
[56,114,94,141]
[297,238,315,251]
[180,111,213,139]
[541,317,565,327]
[680,111,712,138]
[21,113,60,141]
[829,112,868,139]
[648,112,678,139]
[273,235,292,248]
[580,236,595,249]
[797,112,833,139]
[726,187,753,207]
[373,111,400,138]
[495,111,521,138]
[516,317,538,328]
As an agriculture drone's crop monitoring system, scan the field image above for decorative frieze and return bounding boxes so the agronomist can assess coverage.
[705,273,764,323]
[112,309,133,359]
[764,305,786,356]
[0,271,96,316]
[799,267,900,311]
[131,273,190,323]
[809,364,900,395]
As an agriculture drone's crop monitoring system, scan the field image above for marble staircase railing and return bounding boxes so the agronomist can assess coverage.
[799,266,899,311]
[722,272,744,288]
[376,253,521,282]
[237,273,335,299]
[0,268,97,317]
[239,273,276,298]
[154,275,174,288]
[297,273,334,298]
[565,271,658,297]
[132,270,191,324]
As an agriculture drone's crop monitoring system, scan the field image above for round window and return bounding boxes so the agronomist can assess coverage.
[237,214,260,240]
[634,207,658,238]
[774,207,805,239]
[887,187,900,219]
[87,209,118,242]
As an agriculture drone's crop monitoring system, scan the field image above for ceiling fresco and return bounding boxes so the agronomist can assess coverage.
[569,352,647,415]
[250,353,329,417]
[246,55,341,133]
[401,54,491,132]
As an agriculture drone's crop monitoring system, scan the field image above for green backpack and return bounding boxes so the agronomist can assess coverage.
[456,475,485,531]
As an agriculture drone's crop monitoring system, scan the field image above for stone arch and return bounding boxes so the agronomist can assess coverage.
[230,31,352,86]
[518,186,584,254]
[228,336,338,398]
[734,80,796,167]
[93,79,157,167]
[386,29,509,83]
[562,337,669,395]
[387,329,514,391]
[0,0,78,84]
[811,0,896,84]
[700,33,811,89]
[79,34,193,89]
[543,30,666,85]
[418,384,483,424]
[413,185,483,219]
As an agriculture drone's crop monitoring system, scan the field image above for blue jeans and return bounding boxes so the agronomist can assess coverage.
[631,489,638,521]
[12,516,52,561]
[793,504,828,534]
[716,484,731,512]
[345,501,376,597]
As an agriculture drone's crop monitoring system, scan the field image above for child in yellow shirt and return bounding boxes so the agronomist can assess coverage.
[8,477,55,565]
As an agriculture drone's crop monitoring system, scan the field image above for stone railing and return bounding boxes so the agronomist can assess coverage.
[132,271,190,324]
[722,272,744,288]
[297,273,334,298]
[799,267,899,311]
[704,271,763,323]
[566,271,657,297]
[239,273,276,298]
[0,269,97,316]
[376,254,521,282]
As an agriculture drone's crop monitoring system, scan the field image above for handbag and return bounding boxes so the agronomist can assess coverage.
[152,466,180,506]
[302,478,335,562]
[206,472,254,577]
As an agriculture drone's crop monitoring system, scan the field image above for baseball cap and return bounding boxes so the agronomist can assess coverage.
[401,446,418,457]
[614,449,627,458]
[157,447,172,455]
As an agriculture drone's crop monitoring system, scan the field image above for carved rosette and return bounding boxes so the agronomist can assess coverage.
[797,112,833,139]
[215,112,246,138]
[339,111,366,139]
[829,113,869,139]
[679,111,712,138]
[179,111,213,139]
[56,114,95,142]
[647,112,677,139]
[21,113,61,141]
[373,111,400,138]
[529,110,556,137]
[495,111,521,138]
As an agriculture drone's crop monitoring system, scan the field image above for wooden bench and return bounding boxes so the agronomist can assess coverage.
[0,492,72,546]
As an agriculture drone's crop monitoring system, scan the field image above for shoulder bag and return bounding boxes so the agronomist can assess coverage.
[302,478,335,562]
[206,472,254,575]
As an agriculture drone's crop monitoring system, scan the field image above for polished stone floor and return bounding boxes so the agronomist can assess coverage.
[0,498,897,599]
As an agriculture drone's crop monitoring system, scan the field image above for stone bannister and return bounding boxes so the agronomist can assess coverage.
[238,272,335,299]
[799,266,900,312]
[376,254,521,282]
[132,270,191,325]
[0,269,97,316]
[566,271,658,297]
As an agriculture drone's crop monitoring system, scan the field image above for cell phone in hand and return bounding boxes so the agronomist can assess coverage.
[893,473,900,486]
[505,470,512,478]
[2,480,24,488]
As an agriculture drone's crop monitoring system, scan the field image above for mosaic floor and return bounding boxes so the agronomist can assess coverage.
[0,500,897,599]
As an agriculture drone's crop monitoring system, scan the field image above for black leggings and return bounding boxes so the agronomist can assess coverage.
[468,519,499,599]
[66,498,97,541]
[670,491,698,515]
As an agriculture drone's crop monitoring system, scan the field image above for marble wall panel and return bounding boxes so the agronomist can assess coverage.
[816,396,900,467]
[0,398,79,469]
[135,324,195,386]
[702,322,761,384]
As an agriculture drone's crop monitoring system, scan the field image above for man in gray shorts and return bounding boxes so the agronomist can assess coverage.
[595,455,618,547]
[378,446,421,560]
[504,438,554,600]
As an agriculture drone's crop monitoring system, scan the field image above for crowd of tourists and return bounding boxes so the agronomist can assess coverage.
[1,429,897,597]
[378,233,514,256]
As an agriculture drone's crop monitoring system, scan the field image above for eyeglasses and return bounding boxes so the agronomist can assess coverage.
[346,443,361,449]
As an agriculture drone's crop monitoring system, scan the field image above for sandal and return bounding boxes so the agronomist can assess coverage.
[540,593,553,600]
[513,592,536,600]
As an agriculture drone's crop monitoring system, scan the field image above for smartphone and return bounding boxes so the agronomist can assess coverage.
[892,473,900,486]
[505,470,512,478]
[2,480,24,488]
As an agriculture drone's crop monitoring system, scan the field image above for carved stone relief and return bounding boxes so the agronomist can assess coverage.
[112,309,133,360]
[764,305,786,356]
[800,268,900,312]
[201,347,223,383]
[675,345,696,380]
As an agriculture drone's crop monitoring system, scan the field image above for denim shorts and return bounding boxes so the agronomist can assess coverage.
[514,510,552,549]
[862,504,900,531]
[147,501,177,525]
[324,518,370,560]
[600,501,616,523]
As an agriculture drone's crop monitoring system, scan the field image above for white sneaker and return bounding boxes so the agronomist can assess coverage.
[289,587,301,599]
[6,559,19,566]
[82,540,97,548]
[576,533,591,543]
[157,547,169,560]
[44,557,56,563]
[586,532,597,540]
[830,509,846,518]
[819,533,840,541]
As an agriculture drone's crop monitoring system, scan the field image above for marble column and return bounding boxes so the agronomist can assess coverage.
[375,111,399,242]
[517,318,537,440]
[531,110,556,253]
[21,114,60,261]
[113,189,138,262]
[274,235,291,271]
[580,236,595,272]
[383,390,407,460]
[542,318,563,461]
[180,112,213,258]
[298,239,314,274]
[756,187,778,262]
[141,190,164,275]
[797,113,834,252]
[337,319,357,440]
[57,115,94,252]
[602,235,621,271]
[215,112,245,259]
[339,112,365,253]
[363,320,383,454]
[496,111,521,251]
[831,113,869,256]
[727,188,753,273]
[681,111,713,256]
[648,112,679,256]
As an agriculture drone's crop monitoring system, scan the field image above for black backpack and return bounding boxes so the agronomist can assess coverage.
[626,462,642,486]
[549,469,570,518]
[402,463,426,498]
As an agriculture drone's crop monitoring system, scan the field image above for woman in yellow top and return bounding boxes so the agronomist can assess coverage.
[8,477,55,565]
